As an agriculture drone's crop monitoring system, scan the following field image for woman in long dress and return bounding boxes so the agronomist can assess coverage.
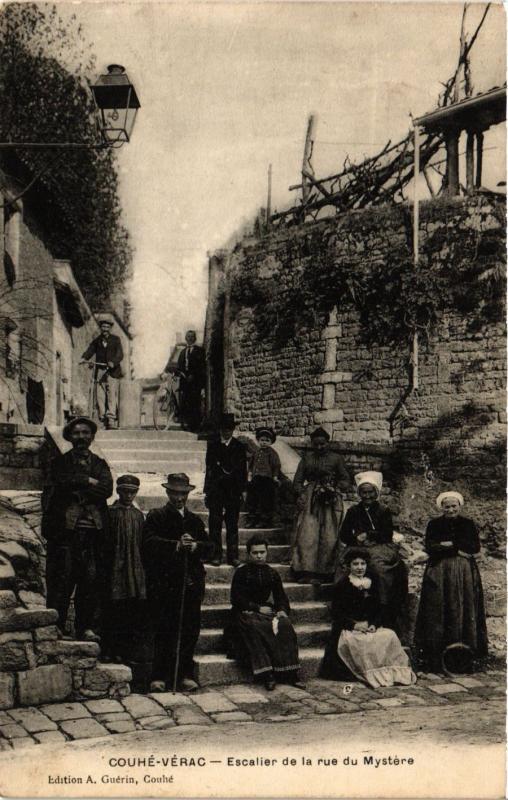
[320,547,416,688]
[292,427,350,582]
[226,535,305,691]
[415,491,488,672]
[337,471,408,632]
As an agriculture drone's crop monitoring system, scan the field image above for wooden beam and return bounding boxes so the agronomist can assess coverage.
[445,131,460,195]
[301,115,316,204]
[466,130,475,192]
[475,131,484,187]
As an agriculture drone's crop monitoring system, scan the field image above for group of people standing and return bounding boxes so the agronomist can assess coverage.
[290,425,488,684]
[42,413,488,696]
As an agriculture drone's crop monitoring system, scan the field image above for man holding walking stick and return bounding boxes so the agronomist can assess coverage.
[141,473,213,693]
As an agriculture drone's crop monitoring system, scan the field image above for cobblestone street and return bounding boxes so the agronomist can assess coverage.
[0,668,505,750]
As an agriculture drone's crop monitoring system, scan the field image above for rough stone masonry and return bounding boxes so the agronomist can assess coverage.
[208,194,506,555]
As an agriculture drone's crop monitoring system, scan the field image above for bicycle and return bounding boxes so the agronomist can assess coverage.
[153,368,181,430]
[80,360,112,426]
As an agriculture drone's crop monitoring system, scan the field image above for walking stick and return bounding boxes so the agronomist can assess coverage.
[172,547,189,694]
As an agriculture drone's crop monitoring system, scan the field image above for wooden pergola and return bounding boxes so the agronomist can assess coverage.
[413,85,506,196]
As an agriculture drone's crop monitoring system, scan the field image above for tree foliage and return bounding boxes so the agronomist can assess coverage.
[0,3,132,309]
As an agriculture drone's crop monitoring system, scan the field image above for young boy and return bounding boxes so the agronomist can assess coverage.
[246,427,281,528]
[104,475,147,684]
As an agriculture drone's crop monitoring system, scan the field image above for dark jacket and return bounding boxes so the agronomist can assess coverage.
[204,437,248,498]
[141,503,213,596]
[293,449,350,495]
[424,515,480,562]
[340,501,394,546]
[82,333,124,379]
[174,345,206,389]
[230,562,291,615]
[41,450,113,542]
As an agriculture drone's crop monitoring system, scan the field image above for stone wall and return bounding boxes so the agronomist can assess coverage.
[0,491,131,709]
[0,425,45,490]
[210,196,506,552]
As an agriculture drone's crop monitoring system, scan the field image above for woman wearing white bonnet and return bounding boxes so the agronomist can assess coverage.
[337,470,408,633]
[415,489,488,673]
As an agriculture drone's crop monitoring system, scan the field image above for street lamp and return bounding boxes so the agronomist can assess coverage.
[92,65,141,146]
[0,64,141,150]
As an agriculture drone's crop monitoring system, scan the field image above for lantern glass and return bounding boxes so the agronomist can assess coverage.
[92,65,140,145]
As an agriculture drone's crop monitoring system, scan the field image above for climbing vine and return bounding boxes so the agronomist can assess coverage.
[229,203,506,351]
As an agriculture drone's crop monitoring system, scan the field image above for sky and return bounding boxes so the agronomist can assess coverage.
[64,1,506,377]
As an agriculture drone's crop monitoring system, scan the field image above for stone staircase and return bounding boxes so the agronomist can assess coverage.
[95,428,330,686]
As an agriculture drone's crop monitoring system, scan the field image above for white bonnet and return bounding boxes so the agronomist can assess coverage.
[436,491,464,510]
[354,471,383,498]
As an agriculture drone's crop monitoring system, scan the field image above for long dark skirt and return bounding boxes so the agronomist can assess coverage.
[415,554,488,669]
[233,612,300,680]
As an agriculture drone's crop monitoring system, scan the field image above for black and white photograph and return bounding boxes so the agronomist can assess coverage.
[0,1,505,797]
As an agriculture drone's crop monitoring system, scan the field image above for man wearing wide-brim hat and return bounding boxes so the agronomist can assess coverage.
[204,413,248,567]
[80,317,124,429]
[41,416,113,642]
[141,473,214,692]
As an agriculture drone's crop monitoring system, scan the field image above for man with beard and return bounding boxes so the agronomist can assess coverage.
[42,416,113,641]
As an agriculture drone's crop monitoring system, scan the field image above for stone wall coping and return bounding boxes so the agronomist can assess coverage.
[280,436,393,457]
[0,424,45,438]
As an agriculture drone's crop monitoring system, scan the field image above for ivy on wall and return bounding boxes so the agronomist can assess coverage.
[229,201,506,351]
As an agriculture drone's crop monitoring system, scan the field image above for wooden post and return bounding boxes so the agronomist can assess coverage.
[445,131,460,196]
[475,131,484,187]
[266,163,272,227]
[412,125,420,391]
[302,115,316,204]
[466,130,475,193]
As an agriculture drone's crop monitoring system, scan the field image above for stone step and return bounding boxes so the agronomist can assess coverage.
[104,449,206,462]
[195,647,324,686]
[98,441,206,452]
[195,623,330,654]
[96,430,198,441]
[204,581,317,605]
[108,459,205,474]
[201,601,330,628]
[194,510,249,524]
[204,563,293,583]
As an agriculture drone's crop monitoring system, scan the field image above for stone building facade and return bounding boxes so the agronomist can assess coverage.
[0,174,134,430]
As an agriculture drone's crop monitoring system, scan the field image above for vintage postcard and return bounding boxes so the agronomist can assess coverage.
[0,0,505,797]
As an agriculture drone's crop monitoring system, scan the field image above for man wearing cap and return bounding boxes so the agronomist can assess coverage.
[41,417,113,641]
[142,473,213,692]
[204,414,248,566]
[171,330,206,432]
[80,318,124,429]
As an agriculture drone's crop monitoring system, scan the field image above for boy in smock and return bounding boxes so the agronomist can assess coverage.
[103,474,147,679]
[246,427,281,528]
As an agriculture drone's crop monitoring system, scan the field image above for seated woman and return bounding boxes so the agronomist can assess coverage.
[337,471,408,632]
[415,491,488,673]
[292,427,350,583]
[321,548,416,688]
[226,535,305,691]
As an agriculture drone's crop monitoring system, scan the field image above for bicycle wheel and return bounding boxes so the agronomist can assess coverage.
[152,386,168,430]
[87,370,96,420]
